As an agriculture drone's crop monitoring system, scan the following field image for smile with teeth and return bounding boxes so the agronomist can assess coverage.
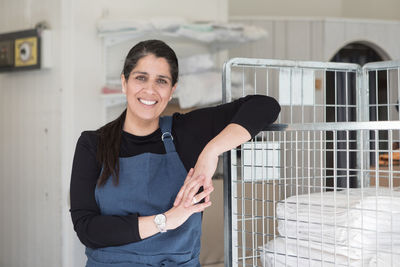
[139,98,157,106]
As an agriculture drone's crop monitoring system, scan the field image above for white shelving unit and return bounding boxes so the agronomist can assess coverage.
[98,20,268,123]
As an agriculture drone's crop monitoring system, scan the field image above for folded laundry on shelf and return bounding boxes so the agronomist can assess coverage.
[278,221,400,258]
[260,187,400,267]
[174,71,253,109]
[260,237,400,267]
[277,188,400,233]
[178,54,215,75]
[97,19,268,44]
[277,188,400,255]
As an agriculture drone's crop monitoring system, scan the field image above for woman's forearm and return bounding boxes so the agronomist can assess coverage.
[138,215,159,239]
[183,123,251,205]
[204,123,251,157]
[197,124,250,181]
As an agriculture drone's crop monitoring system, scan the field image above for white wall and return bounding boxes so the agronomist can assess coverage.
[230,0,342,18]
[322,18,400,61]
[229,17,400,62]
[229,0,400,20]
[341,0,400,20]
[0,0,228,266]
[98,0,227,21]
[0,0,63,266]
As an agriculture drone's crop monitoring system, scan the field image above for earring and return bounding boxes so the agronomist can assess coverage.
[169,96,172,101]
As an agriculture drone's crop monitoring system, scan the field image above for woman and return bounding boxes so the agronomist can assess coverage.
[70,40,280,266]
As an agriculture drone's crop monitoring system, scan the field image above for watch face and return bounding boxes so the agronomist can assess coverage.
[155,214,165,224]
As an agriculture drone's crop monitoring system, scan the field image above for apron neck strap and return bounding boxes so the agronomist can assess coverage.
[159,116,175,153]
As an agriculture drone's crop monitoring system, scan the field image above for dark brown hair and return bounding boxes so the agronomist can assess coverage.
[96,40,179,186]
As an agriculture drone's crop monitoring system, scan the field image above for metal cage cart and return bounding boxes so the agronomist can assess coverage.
[222,58,400,267]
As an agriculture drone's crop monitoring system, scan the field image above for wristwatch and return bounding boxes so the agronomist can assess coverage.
[154,214,167,233]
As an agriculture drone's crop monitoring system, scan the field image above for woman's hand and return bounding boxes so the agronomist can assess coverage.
[166,169,213,230]
[190,148,219,205]
[175,123,251,208]
[173,149,219,207]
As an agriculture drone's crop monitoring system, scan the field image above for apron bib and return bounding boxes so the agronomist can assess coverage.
[86,116,202,267]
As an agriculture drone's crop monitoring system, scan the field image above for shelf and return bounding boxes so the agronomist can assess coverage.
[98,19,269,116]
[97,19,268,50]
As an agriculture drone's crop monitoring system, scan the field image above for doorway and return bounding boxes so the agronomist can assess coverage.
[325,42,386,189]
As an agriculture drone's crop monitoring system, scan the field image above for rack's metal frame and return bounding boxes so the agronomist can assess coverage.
[222,58,400,267]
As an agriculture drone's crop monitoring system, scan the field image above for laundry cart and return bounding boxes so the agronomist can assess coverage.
[222,58,400,267]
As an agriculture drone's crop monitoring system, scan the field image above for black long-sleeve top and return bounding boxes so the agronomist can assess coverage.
[70,95,280,249]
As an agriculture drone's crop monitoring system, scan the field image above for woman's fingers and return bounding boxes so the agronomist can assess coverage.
[191,186,214,206]
[184,168,195,183]
[173,168,194,206]
[203,180,213,203]
[182,175,204,207]
[174,168,194,206]
[191,201,212,213]
[174,169,216,208]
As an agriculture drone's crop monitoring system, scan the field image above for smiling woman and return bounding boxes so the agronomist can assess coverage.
[122,54,177,135]
[69,39,281,267]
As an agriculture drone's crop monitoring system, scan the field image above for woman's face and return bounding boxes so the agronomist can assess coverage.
[121,54,177,125]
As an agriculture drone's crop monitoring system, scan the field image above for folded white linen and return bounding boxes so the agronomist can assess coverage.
[277,188,400,227]
[175,24,217,43]
[260,237,400,267]
[97,19,268,43]
[175,22,267,43]
[149,17,187,31]
[174,71,253,108]
[276,188,400,259]
[178,54,215,75]
[210,22,268,41]
[278,220,400,258]
[278,219,400,249]
[97,19,153,33]
[277,188,400,234]
[174,72,221,108]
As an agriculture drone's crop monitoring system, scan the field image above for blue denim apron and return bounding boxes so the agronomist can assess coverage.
[85,116,202,267]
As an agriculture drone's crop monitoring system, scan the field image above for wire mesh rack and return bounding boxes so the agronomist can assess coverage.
[222,58,400,267]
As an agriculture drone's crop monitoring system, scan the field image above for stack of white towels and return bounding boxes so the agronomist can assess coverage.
[175,65,254,108]
[260,188,400,266]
